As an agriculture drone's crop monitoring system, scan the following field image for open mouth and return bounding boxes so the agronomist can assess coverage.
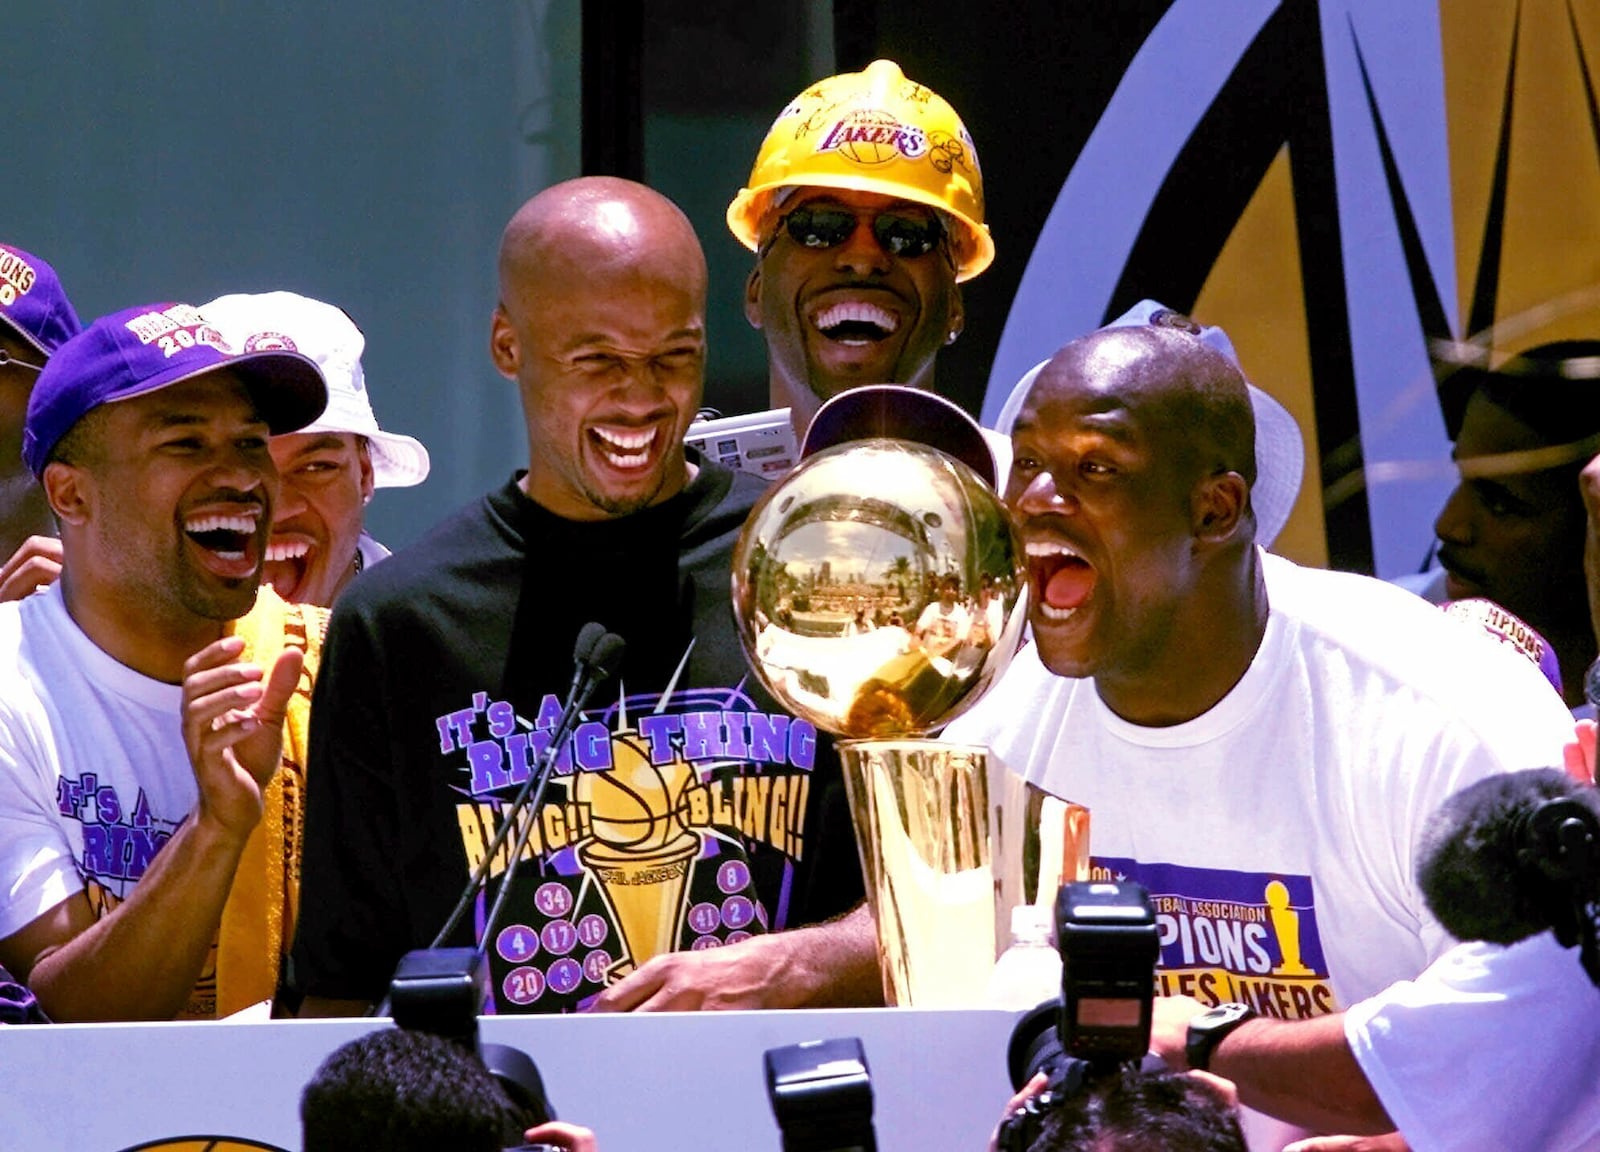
[1026,539,1097,622]
[183,509,263,579]
[263,537,312,600]
[811,301,900,345]
[591,425,658,471]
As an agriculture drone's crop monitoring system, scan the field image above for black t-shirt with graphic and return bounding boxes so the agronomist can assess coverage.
[292,460,864,1013]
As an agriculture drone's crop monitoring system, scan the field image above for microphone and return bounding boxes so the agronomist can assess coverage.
[381,625,625,1029]
[1417,768,1600,986]
[471,631,626,965]
[428,623,623,950]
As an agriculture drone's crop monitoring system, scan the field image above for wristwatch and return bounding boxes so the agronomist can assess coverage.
[1185,1002,1257,1072]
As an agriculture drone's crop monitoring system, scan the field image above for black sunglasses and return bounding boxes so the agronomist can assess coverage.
[0,349,43,374]
[775,205,946,258]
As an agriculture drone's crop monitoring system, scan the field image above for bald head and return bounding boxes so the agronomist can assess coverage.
[498,176,707,309]
[489,178,710,522]
[1008,325,1266,721]
[1029,326,1257,490]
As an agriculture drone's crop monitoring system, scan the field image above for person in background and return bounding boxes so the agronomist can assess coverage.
[1397,340,1600,712]
[728,59,993,447]
[202,291,430,605]
[0,244,81,562]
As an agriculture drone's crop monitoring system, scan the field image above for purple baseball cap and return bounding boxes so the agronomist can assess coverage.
[0,244,82,357]
[23,302,328,478]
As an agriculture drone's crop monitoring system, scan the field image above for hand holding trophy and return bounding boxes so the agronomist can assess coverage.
[732,386,1088,1006]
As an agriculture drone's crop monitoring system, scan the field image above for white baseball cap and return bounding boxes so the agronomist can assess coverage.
[993,300,1304,549]
[200,290,430,488]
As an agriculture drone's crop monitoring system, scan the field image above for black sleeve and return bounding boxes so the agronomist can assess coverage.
[291,598,411,1004]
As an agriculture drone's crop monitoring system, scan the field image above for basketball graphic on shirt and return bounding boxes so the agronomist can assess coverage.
[576,730,693,852]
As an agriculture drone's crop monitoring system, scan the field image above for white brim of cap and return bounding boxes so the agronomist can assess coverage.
[363,428,431,488]
[994,358,1304,549]
[297,390,430,489]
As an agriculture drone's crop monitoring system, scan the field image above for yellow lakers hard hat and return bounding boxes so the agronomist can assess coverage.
[727,59,994,282]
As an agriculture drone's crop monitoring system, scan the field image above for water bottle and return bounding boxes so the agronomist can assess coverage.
[986,903,1063,1010]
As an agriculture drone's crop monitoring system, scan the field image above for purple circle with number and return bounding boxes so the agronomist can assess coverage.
[716,859,751,894]
[547,957,583,995]
[727,931,751,945]
[576,914,608,948]
[502,965,545,1005]
[687,901,721,934]
[582,950,613,983]
[541,919,578,955]
[691,935,723,950]
[535,881,574,918]
[721,895,755,930]
[496,924,539,963]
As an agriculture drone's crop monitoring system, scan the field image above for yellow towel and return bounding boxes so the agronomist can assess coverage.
[203,587,327,1018]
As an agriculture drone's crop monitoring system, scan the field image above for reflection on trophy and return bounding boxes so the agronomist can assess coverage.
[732,386,1091,1006]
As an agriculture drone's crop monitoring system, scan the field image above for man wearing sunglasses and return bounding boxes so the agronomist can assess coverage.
[728,59,994,445]
[0,244,82,559]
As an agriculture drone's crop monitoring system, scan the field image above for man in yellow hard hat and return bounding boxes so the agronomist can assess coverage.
[728,59,993,444]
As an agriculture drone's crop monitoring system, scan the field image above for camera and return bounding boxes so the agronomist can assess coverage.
[996,881,1160,1152]
[387,946,559,1149]
[764,1036,877,1152]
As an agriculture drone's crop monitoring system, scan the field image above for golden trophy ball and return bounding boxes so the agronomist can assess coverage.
[732,438,1088,1007]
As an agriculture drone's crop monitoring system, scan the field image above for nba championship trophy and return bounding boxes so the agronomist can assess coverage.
[732,391,1089,1006]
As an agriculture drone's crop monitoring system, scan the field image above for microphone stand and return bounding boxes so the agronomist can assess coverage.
[380,626,626,1034]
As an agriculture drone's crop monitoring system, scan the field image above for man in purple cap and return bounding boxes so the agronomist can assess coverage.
[0,302,329,1021]
[936,307,1573,1148]
[0,244,81,559]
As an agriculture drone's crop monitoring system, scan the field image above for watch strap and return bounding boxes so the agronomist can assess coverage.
[1185,1001,1257,1072]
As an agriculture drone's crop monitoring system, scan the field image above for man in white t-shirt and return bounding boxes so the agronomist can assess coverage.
[914,573,973,659]
[943,305,1574,1148]
[0,302,328,1021]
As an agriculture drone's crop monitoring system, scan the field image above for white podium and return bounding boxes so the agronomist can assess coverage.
[1,1007,1021,1152]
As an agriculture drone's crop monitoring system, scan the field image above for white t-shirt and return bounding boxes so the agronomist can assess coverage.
[915,600,972,649]
[1346,933,1600,1152]
[0,584,194,941]
[945,552,1573,1148]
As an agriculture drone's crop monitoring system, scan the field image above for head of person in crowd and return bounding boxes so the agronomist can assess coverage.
[728,58,993,439]
[1007,305,1301,724]
[23,301,324,679]
[0,244,82,552]
[492,175,707,521]
[1428,340,1600,708]
[202,291,430,607]
[1028,1067,1246,1152]
[301,1028,534,1152]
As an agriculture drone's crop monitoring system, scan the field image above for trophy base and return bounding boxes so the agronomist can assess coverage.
[840,738,1090,1008]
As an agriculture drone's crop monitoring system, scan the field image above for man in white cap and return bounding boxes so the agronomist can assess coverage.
[201,292,430,607]
[936,305,1572,1149]
[0,292,430,610]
